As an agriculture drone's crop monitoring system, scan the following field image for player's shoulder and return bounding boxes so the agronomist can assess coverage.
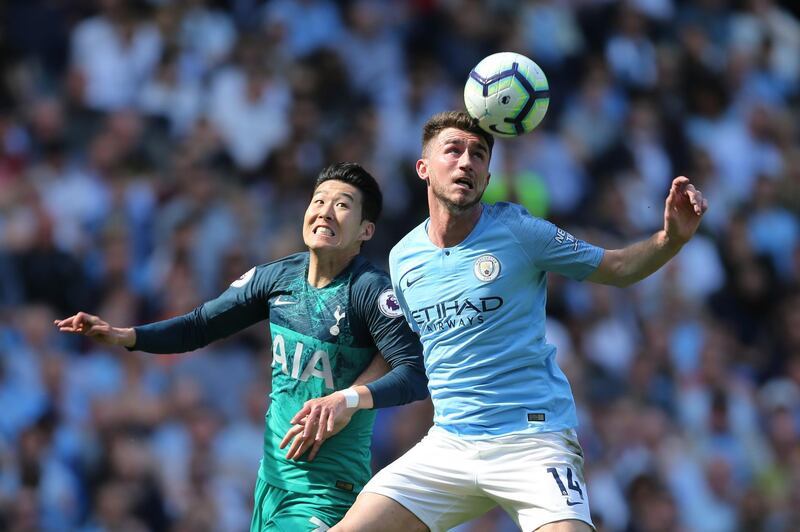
[349,255,392,289]
[348,256,402,317]
[230,252,307,288]
[255,251,307,275]
[390,219,429,261]
[485,201,537,223]
[484,201,551,237]
[480,202,558,259]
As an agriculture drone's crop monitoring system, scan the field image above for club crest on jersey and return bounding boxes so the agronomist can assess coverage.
[377,289,403,318]
[330,306,346,336]
[473,255,500,282]
[230,267,255,287]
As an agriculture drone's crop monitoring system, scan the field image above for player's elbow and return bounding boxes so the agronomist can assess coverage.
[602,269,640,288]
[401,365,430,403]
[608,275,637,288]
[410,374,430,402]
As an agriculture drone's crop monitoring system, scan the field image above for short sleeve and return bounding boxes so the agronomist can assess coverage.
[499,203,604,281]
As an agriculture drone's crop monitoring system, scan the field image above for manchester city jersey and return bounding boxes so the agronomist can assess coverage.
[389,202,603,438]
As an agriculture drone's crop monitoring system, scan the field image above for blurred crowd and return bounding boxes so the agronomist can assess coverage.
[0,0,799,530]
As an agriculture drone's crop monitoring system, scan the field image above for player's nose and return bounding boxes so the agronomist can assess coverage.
[457,150,474,172]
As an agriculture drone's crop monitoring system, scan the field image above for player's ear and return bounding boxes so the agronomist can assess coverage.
[359,220,375,242]
[416,159,429,183]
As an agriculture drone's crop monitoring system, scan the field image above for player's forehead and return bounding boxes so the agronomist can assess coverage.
[311,180,363,204]
[435,128,489,153]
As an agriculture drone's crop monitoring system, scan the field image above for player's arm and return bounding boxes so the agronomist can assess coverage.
[281,279,427,460]
[349,350,393,407]
[288,342,425,430]
[54,312,136,347]
[586,176,708,287]
[340,281,428,411]
[280,352,391,460]
[54,266,269,353]
[282,330,426,461]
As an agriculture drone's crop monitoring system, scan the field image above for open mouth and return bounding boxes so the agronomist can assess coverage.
[314,226,336,236]
[454,178,473,190]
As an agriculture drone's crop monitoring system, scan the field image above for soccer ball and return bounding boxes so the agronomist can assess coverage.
[464,52,550,138]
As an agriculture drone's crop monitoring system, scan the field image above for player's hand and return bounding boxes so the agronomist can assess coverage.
[663,176,708,246]
[53,312,135,347]
[279,394,355,461]
[279,413,354,461]
[293,392,352,442]
[278,423,323,462]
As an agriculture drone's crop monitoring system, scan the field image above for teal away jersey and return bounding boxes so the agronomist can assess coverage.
[133,252,423,499]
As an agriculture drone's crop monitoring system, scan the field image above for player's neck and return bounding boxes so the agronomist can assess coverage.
[307,249,357,288]
[427,202,482,248]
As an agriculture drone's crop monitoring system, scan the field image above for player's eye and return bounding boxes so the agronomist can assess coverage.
[336,202,350,209]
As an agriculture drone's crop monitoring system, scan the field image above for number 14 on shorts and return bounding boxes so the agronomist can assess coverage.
[546,467,584,506]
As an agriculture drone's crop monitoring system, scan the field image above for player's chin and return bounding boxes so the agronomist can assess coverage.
[305,230,334,245]
[447,187,475,202]
[451,192,481,209]
[307,240,338,252]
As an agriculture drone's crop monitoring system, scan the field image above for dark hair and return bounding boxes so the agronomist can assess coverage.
[421,110,494,157]
[312,162,383,223]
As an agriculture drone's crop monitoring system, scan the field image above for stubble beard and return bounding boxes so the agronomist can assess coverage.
[430,180,482,215]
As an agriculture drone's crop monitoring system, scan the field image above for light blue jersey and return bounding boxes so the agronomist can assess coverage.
[389,202,604,438]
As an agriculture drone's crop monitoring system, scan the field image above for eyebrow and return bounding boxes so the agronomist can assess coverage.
[442,137,465,147]
[313,190,355,201]
[443,137,488,155]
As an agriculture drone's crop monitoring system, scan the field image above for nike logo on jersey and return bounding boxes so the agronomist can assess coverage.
[406,274,424,287]
[399,265,425,289]
[273,296,296,306]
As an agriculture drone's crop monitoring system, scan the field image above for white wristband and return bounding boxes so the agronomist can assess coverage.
[339,387,359,409]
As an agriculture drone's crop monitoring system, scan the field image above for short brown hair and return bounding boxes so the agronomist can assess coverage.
[421,111,494,157]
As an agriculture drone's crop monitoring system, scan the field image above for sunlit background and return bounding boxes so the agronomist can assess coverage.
[1,1,799,530]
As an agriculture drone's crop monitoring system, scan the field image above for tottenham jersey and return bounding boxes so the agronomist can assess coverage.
[389,202,603,438]
[246,254,416,497]
[136,252,420,499]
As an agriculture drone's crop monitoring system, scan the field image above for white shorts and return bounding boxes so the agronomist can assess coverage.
[363,426,593,532]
